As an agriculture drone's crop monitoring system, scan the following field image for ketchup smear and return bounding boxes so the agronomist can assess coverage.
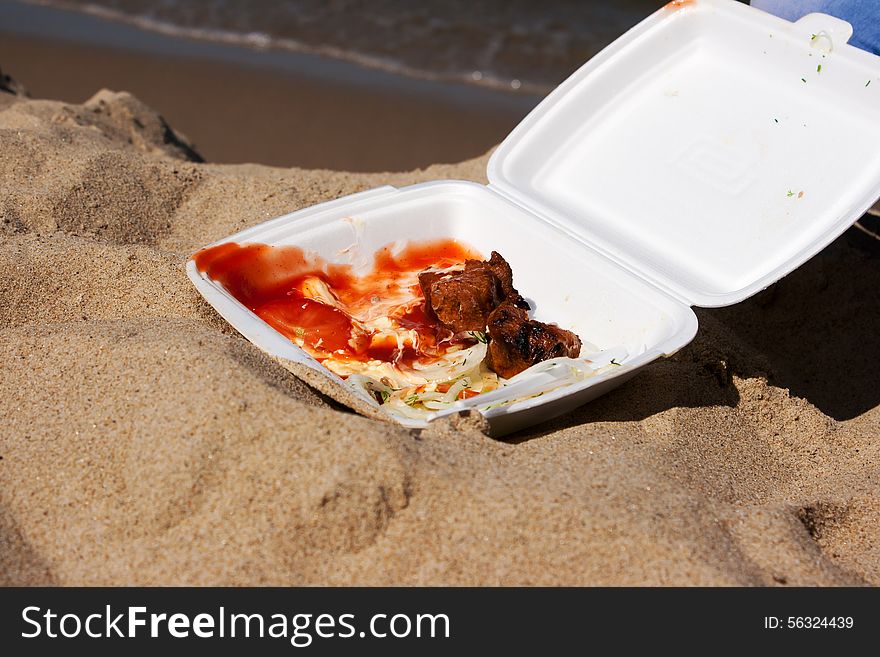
[193,239,482,366]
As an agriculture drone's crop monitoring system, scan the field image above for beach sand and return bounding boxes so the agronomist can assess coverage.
[2,77,880,586]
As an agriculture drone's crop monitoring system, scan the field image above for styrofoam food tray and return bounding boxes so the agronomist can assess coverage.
[187,0,880,436]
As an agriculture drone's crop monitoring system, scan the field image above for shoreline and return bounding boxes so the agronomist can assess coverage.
[0,1,538,171]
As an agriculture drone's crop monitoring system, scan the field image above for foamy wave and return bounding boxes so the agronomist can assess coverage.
[24,0,553,95]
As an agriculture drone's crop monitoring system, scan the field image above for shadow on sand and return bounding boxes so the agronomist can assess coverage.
[509,220,880,443]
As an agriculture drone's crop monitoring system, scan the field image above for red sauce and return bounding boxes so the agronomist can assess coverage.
[663,0,697,10]
[256,297,354,354]
[193,239,481,367]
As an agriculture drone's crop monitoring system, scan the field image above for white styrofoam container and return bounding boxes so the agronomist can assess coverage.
[187,0,880,436]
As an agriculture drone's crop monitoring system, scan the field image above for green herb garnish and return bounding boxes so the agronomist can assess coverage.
[867,80,872,87]
[610,358,622,366]
[467,331,489,344]
[786,190,795,198]
[801,78,807,83]
[817,64,822,73]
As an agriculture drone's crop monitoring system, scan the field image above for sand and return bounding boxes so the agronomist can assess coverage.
[2,79,879,587]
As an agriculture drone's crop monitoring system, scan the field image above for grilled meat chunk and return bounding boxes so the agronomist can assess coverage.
[482,251,530,309]
[418,266,503,333]
[485,301,582,379]
[419,251,527,333]
[420,250,580,377]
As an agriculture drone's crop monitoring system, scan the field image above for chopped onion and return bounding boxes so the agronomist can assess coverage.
[400,342,487,382]
[346,374,393,405]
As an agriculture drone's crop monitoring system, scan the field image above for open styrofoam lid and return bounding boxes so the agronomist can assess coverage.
[488,0,880,307]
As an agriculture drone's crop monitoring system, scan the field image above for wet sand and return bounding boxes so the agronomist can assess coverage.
[0,22,533,172]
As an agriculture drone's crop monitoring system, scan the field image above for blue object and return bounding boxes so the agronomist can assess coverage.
[751,1,880,54]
